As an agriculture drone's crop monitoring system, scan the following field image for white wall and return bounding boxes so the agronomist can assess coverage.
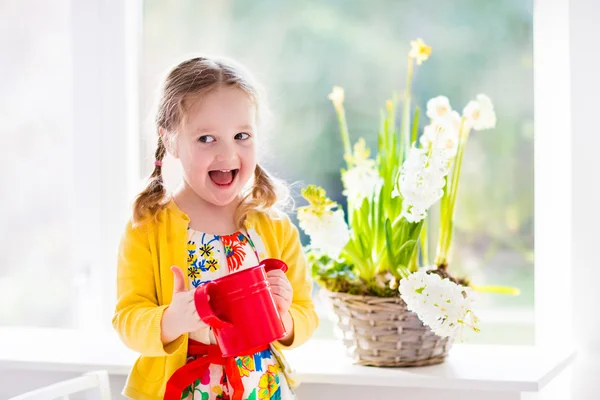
[570,0,600,397]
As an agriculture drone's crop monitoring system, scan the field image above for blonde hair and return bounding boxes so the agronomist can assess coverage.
[133,56,288,227]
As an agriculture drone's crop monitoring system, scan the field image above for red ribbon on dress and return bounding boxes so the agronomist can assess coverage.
[164,340,246,400]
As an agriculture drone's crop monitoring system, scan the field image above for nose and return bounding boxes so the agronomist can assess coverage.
[214,139,237,163]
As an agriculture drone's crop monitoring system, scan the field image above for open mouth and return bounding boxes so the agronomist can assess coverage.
[208,169,239,187]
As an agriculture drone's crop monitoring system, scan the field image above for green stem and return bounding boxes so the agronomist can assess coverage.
[335,106,353,169]
[471,285,521,296]
[383,97,397,220]
[407,246,419,273]
[411,106,420,146]
[436,118,470,267]
[334,103,354,223]
[420,217,429,266]
[388,97,396,145]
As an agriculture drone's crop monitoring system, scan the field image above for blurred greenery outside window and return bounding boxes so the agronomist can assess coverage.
[140,1,534,345]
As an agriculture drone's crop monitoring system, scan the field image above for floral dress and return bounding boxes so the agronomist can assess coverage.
[182,228,296,400]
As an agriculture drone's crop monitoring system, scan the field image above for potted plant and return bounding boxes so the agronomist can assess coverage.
[297,39,510,367]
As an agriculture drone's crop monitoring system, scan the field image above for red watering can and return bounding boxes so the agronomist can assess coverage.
[194,258,288,357]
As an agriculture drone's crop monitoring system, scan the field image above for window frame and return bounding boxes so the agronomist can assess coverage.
[69,0,141,330]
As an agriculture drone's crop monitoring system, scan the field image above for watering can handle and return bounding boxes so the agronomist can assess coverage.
[261,258,288,274]
[194,282,232,330]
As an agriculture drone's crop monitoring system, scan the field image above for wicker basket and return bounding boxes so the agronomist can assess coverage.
[323,290,452,367]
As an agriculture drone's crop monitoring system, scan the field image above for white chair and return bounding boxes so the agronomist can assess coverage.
[8,370,111,400]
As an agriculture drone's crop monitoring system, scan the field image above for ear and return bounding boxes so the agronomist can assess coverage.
[159,128,179,159]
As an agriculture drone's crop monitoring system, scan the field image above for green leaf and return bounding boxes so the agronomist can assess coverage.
[357,232,375,279]
[385,218,395,267]
[352,196,373,246]
[342,237,367,272]
[436,119,470,267]
[375,245,390,274]
[375,186,386,256]
[411,106,420,145]
[394,217,410,244]
[358,233,369,259]
[396,240,416,260]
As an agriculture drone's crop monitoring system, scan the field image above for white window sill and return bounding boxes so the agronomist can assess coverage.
[0,327,574,394]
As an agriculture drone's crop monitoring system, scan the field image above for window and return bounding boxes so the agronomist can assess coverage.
[0,1,535,345]
[140,1,534,344]
[0,0,76,328]
[0,0,138,332]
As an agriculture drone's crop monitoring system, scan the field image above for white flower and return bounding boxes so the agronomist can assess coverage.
[397,146,450,223]
[342,165,383,205]
[342,139,383,204]
[399,270,480,341]
[419,111,461,160]
[401,206,428,223]
[426,96,452,120]
[297,185,350,260]
[463,94,496,131]
[298,208,350,259]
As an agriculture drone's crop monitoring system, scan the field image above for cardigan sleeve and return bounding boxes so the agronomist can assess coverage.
[273,215,319,350]
[111,220,186,357]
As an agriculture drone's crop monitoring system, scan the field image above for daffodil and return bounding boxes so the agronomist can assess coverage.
[409,38,432,65]
[463,94,496,131]
[420,110,461,159]
[426,96,452,120]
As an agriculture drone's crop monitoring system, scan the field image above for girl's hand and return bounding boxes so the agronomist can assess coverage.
[160,266,207,344]
[267,269,293,315]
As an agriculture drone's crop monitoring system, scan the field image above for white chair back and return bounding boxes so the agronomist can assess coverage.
[8,370,111,400]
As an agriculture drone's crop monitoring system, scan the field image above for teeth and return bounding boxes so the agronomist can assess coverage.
[219,170,231,172]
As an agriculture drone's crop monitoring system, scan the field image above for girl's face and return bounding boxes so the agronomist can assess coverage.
[170,86,258,208]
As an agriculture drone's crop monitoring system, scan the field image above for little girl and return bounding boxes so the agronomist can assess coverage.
[112,56,318,400]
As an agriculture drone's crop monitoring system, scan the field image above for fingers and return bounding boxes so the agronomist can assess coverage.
[266,269,286,279]
[271,285,293,311]
[272,292,291,314]
[270,284,294,302]
[269,282,292,297]
[171,266,186,293]
[268,276,292,292]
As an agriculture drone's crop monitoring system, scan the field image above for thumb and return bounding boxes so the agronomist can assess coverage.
[171,266,186,293]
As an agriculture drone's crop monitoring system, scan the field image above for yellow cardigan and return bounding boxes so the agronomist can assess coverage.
[112,200,319,399]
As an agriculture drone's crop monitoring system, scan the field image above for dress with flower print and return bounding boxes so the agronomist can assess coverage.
[183,228,296,400]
